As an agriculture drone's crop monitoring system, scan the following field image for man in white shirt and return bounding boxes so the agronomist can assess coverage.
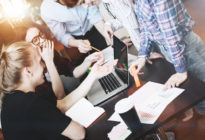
[101,0,163,64]
[40,0,113,53]
[103,0,141,50]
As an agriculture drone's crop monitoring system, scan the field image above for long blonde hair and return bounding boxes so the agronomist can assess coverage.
[0,41,33,94]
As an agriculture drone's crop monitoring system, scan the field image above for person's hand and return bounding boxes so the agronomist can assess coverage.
[146,52,164,64]
[90,59,118,79]
[163,72,188,90]
[85,52,104,64]
[81,0,100,7]
[70,39,92,53]
[104,24,114,45]
[38,40,54,65]
[77,39,92,53]
[129,57,146,76]
[122,37,133,47]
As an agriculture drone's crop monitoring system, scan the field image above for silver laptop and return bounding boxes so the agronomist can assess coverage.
[87,38,129,105]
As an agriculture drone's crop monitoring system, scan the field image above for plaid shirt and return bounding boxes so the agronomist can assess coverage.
[135,0,194,72]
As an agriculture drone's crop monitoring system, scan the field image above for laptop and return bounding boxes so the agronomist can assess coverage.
[87,38,129,105]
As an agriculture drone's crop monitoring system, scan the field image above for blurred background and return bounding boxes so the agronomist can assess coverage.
[0,0,129,47]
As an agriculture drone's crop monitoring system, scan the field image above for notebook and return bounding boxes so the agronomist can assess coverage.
[87,38,129,105]
[65,98,105,128]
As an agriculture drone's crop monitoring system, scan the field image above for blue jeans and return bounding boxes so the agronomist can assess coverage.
[156,31,205,115]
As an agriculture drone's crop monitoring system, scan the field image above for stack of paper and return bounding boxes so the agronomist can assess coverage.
[65,98,105,128]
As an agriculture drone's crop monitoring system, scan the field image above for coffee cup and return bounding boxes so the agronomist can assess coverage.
[115,98,141,132]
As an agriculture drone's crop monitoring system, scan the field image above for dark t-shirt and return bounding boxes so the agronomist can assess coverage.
[1,90,71,140]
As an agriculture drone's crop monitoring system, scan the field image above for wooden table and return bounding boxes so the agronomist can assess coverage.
[85,59,205,140]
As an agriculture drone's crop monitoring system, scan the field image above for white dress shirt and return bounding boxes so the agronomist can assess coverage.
[103,0,140,50]
[40,0,103,48]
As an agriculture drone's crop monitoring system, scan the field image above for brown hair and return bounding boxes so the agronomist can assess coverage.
[0,41,33,94]
[60,0,79,7]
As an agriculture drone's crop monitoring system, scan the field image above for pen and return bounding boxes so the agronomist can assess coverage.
[83,42,101,52]
[131,66,141,87]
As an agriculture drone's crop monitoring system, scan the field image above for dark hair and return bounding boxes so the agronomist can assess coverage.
[62,0,79,7]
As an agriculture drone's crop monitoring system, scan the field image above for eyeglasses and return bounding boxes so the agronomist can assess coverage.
[31,32,46,47]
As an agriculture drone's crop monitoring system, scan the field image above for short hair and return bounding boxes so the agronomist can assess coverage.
[62,0,79,7]
[0,42,33,93]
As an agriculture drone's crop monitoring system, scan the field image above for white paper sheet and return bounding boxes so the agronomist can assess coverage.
[107,122,131,140]
[102,46,114,64]
[128,81,184,124]
[108,112,124,122]
[65,98,105,128]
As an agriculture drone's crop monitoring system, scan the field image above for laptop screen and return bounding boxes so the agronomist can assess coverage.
[113,38,129,84]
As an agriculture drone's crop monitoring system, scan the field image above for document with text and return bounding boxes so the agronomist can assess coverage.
[128,81,184,124]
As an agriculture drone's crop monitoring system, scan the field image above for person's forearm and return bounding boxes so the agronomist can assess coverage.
[57,73,96,113]
[138,29,152,57]
[46,62,66,99]
[73,59,92,78]
[67,38,78,48]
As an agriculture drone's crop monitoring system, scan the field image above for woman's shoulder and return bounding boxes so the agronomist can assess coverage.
[2,90,40,105]
[2,90,56,115]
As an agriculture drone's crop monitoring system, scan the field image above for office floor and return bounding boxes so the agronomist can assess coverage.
[162,0,205,139]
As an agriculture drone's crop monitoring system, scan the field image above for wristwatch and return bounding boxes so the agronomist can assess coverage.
[137,55,147,59]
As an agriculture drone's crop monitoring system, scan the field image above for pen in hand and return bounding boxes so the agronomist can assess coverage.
[83,42,101,52]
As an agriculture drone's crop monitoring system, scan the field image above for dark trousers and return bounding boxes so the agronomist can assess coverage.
[73,26,121,65]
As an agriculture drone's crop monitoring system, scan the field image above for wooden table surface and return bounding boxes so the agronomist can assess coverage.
[85,59,205,140]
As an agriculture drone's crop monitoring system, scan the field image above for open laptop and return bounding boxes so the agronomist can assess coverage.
[87,38,129,105]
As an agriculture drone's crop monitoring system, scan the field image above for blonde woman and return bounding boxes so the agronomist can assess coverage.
[0,41,117,139]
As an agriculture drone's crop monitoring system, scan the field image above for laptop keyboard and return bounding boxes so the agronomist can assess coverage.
[99,73,121,94]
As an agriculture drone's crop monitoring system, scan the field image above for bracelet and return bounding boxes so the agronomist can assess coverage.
[137,55,147,59]
[105,21,111,26]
